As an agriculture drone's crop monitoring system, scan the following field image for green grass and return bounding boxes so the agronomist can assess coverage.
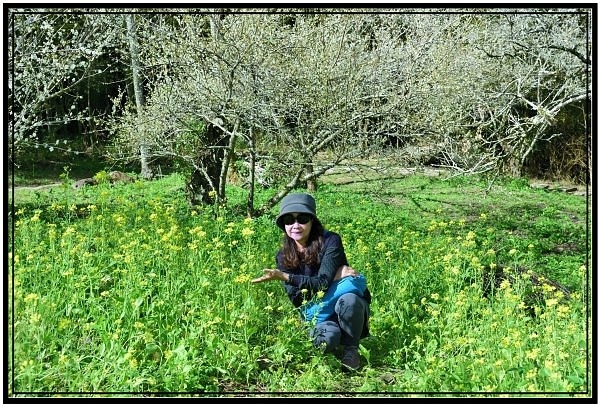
[7,170,591,397]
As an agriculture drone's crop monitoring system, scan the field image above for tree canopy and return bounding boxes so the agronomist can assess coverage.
[8,7,592,209]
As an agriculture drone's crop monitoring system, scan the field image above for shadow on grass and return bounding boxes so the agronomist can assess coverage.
[11,156,107,186]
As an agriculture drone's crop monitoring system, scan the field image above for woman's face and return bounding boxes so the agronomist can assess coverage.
[283,212,313,248]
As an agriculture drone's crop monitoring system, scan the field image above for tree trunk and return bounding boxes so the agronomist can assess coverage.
[126,14,153,180]
[209,10,223,40]
[246,127,256,217]
[186,121,227,206]
[218,123,238,202]
[305,161,318,192]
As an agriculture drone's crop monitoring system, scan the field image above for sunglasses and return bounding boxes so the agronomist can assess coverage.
[282,213,312,226]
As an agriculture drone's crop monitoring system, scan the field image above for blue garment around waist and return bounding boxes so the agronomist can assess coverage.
[300,274,367,324]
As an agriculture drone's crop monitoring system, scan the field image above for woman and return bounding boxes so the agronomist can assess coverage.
[251,193,371,371]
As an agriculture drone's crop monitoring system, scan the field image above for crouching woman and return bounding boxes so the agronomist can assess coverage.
[251,193,371,371]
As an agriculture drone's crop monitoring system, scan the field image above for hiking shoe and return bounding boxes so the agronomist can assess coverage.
[341,346,361,372]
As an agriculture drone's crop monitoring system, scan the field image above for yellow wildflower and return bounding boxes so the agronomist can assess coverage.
[525,348,541,360]
[557,304,570,317]
[241,227,254,237]
[58,319,70,330]
[24,293,39,303]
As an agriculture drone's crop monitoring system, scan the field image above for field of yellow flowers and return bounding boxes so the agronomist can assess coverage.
[8,172,591,397]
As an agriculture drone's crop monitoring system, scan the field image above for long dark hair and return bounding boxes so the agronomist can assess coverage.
[281,217,324,269]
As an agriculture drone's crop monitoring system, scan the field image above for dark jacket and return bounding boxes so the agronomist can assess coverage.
[276,230,372,309]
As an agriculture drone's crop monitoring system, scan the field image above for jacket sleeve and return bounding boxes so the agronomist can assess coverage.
[275,251,302,307]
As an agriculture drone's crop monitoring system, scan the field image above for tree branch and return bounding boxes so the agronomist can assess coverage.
[547,44,590,65]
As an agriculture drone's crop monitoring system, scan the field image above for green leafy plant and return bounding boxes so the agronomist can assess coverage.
[8,173,590,396]
[93,170,110,184]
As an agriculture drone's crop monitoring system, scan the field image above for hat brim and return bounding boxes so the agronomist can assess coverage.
[276,204,316,229]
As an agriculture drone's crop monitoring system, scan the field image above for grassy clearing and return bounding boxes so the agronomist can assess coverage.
[7,169,592,398]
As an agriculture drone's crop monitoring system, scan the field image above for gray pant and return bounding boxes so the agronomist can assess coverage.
[310,292,370,353]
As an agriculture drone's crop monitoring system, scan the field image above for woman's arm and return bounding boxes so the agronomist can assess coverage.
[251,233,348,308]
[287,233,345,292]
[250,268,289,283]
[252,263,358,287]
[334,264,359,281]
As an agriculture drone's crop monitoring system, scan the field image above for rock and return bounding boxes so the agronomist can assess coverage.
[72,178,98,190]
[380,372,395,384]
[109,171,135,184]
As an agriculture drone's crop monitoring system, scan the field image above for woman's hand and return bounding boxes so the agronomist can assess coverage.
[334,265,358,281]
[251,269,289,283]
